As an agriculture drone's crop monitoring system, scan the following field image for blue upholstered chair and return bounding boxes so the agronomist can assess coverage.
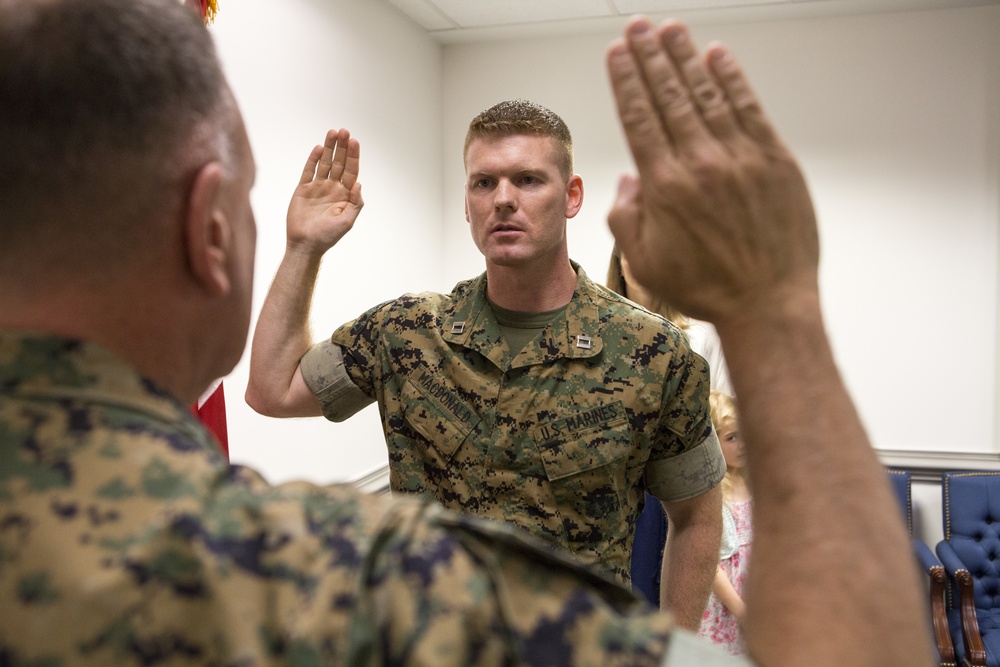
[935,471,1000,666]
[630,492,667,606]
[888,469,915,534]
[887,469,955,666]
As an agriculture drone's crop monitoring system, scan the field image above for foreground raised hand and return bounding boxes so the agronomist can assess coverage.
[606,16,934,667]
[606,18,818,330]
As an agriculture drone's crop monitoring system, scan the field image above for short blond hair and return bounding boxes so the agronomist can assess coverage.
[464,99,573,178]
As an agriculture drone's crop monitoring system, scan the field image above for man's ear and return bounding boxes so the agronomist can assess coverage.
[464,196,471,223]
[184,161,231,297]
[565,174,584,219]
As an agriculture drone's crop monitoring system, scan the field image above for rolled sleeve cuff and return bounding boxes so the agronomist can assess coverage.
[300,339,374,422]
[645,428,726,503]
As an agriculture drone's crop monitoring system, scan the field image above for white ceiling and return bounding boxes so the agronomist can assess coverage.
[383,0,1000,43]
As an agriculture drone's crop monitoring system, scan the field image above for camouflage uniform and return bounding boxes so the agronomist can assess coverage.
[0,331,680,666]
[302,264,725,584]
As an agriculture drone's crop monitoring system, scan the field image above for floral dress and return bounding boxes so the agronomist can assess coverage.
[697,497,753,655]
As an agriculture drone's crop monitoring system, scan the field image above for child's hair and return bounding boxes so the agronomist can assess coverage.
[710,391,738,430]
[710,391,744,505]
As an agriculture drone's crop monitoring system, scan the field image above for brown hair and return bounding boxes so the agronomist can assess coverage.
[464,100,573,178]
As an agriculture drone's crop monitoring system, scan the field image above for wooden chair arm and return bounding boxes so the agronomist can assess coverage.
[957,569,986,667]
[928,565,955,666]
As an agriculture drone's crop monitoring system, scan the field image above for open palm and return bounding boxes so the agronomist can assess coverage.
[286,128,364,251]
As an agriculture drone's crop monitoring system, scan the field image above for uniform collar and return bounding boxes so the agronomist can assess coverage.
[442,261,604,370]
[0,330,220,455]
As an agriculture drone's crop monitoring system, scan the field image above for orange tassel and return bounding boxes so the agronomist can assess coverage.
[202,0,218,23]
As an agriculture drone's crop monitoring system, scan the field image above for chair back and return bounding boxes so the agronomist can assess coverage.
[942,471,1000,613]
[887,468,913,536]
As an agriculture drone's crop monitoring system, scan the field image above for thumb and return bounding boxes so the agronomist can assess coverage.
[607,173,642,257]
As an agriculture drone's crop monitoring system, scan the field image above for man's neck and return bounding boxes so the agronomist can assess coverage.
[0,286,210,405]
[484,259,578,313]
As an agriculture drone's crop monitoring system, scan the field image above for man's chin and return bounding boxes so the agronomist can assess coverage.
[484,253,530,269]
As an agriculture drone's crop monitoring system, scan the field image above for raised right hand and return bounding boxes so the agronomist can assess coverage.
[286,128,364,253]
[606,18,819,329]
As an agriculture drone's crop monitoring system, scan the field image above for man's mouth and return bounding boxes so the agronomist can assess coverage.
[492,224,523,234]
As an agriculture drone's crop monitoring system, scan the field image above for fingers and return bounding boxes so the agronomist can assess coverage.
[657,23,739,142]
[624,18,712,149]
[340,138,360,191]
[299,128,361,187]
[297,143,321,186]
[611,16,776,160]
[705,43,781,149]
[298,130,336,186]
[316,129,338,179]
[328,128,351,180]
[607,37,676,177]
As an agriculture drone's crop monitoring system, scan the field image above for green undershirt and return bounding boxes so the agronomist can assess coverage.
[488,300,568,357]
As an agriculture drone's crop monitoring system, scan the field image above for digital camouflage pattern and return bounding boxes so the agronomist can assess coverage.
[302,264,725,583]
[0,332,675,666]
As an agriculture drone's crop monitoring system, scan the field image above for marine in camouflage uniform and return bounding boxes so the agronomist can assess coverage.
[301,263,726,583]
[0,331,678,666]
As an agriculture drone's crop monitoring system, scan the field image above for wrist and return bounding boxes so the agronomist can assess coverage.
[713,280,823,350]
[284,238,329,264]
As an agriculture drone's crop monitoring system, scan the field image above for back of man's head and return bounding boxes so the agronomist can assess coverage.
[0,0,227,281]
[464,99,574,178]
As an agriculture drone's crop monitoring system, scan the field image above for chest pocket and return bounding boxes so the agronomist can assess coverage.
[531,401,634,520]
[401,367,481,461]
[532,401,631,479]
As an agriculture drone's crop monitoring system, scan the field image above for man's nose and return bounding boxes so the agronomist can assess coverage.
[494,180,516,211]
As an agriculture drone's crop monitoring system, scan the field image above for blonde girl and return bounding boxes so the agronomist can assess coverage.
[697,392,752,655]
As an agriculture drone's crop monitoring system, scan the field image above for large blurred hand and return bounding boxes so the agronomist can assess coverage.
[286,128,364,253]
[606,17,819,327]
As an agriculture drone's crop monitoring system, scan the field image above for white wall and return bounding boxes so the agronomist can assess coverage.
[209,0,441,485]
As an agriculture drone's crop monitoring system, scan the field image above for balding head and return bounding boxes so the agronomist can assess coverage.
[0,0,257,402]
[0,0,230,278]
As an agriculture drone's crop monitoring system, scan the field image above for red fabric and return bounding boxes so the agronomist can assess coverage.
[192,381,229,459]
[182,0,202,16]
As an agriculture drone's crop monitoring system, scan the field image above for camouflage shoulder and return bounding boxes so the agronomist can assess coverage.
[431,506,646,605]
[589,283,690,349]
[429,507,674,665]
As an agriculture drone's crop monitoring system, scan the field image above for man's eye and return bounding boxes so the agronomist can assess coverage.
[521,175,537,185]
[475,179,491,188]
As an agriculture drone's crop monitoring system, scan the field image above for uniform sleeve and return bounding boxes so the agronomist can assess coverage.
[644,329,726,503]
[417,508,677,667]
[300,339,374,422]
[245,482,677,667]
[163,466,675,667]
[299,300,397,422]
